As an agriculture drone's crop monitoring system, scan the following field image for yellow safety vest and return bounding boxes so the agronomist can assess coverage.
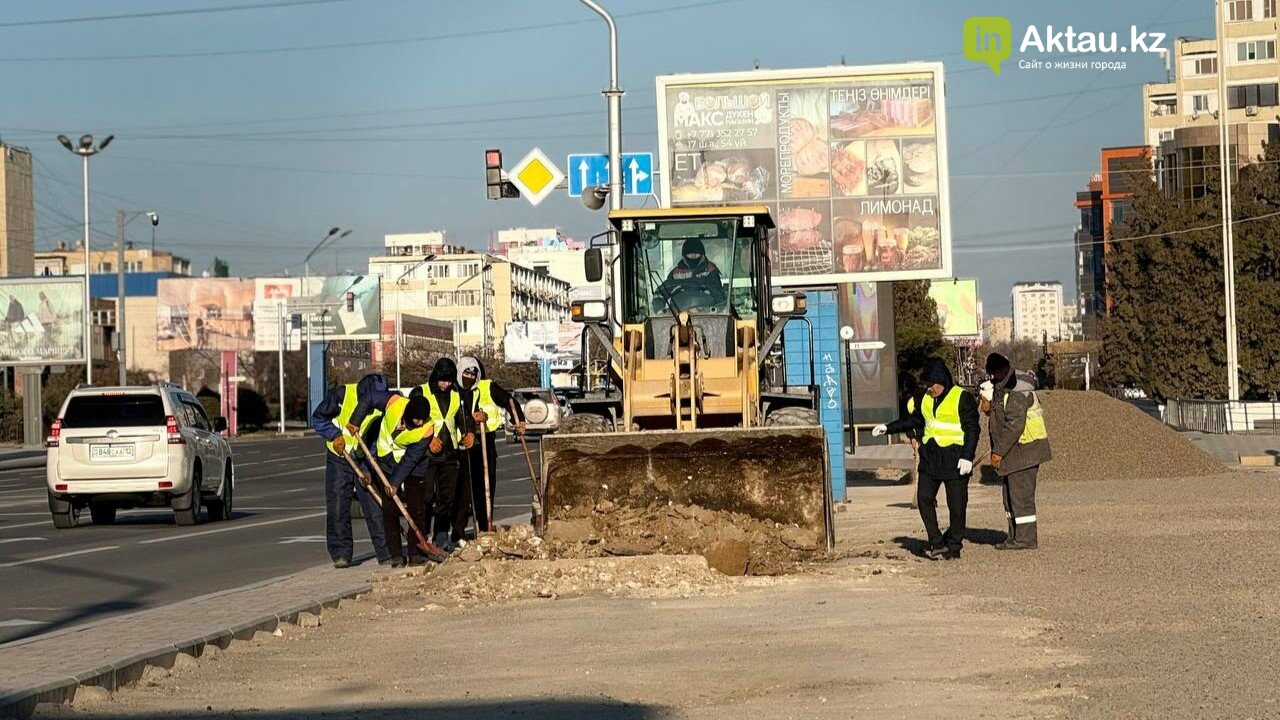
[375,395,432,462]
[921,386,965,447]
[326,384,382,456]
[470,379,503,432]
[1005,391,1049,444]
[419,386,462,444]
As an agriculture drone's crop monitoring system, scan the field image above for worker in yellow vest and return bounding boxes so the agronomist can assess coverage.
[985,353,1051,550]
[409,357,474,554]
[455,356,526,536]
[309,373,395,568]
[873,359,980,560]
[371,393,448,566]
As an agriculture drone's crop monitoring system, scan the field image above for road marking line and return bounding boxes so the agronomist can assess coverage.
[0,619,49,627]
[240,466,323,481]
[0,520,54,530]
[235,506,324,511]
[0,537,46,544]
[137,512,325,544]
[0,545,120,568]
[280,488,307,494]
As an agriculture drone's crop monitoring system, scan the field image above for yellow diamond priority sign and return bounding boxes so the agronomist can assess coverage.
[508,148,564,207]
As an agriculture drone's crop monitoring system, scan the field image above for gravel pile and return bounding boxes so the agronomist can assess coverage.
[1027,391,1224,482]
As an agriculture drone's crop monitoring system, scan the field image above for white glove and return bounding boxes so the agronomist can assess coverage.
[957,459,973,475]
[979,381,994,403]
[871,424,888,437]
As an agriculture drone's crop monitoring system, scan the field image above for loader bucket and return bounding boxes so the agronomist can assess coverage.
[540,426,833,551]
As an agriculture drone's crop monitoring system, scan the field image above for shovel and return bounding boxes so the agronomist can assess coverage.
[354,435,447,563]
[479,424,493,531]
[508,398,541,525]
[342,451,384,509]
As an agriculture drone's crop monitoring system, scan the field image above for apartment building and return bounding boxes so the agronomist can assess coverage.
[1012,282,1065,343]
[1144,0,1280,198]
[0,142,34,277]
[35,241,192,277]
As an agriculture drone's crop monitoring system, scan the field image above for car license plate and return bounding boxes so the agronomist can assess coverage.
[90,444,135,461]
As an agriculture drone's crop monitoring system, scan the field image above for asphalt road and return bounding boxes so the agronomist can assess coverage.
[0,433,538,646]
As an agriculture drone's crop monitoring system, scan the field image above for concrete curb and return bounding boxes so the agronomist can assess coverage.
[0,572,372,719]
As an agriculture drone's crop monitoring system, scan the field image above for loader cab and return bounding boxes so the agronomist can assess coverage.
[609,206,774,361]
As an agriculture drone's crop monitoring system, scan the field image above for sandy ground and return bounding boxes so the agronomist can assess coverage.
[37,466,1280,720]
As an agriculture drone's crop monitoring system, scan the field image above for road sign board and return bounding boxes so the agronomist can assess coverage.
[567,152,654,197]
[509,148,564,206]
[848,340,886,351]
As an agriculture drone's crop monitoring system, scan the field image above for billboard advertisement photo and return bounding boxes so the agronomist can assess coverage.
[503,321,582,371]
[157,278,255,351]
[298,275,381,341]
[253,278,302,352]
[657,63,951,286]
[0,277,86,365]
[928,278,981,338]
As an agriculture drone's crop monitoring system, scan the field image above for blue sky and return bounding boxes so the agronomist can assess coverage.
[0,0,1212,315]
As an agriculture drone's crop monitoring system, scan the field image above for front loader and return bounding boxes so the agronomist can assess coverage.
[539,206,834,550]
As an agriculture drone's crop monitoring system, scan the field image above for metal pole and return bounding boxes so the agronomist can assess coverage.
[82,156,93,385]
[278,303,286,435]
[1216,5,1241,402]
[579,0,623,211]
[395,306,402,388]
[116,210,127,385]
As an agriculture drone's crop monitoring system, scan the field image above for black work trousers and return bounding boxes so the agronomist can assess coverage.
[918,471,968,550]
[375,455,428,560]
[1001,466,1039,546]
[424,451,460,542]
[323,452,389,563]
[456,430,499,536]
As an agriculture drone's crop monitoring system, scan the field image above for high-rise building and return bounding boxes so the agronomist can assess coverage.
[0,142,35,277]
[1144,1,1280,199]
[1012,282,1065,343]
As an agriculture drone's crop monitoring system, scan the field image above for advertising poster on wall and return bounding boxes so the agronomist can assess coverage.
[0,277,86,365]
[928,278,981,338]
[156,278,254,352]
[657,63,951,286]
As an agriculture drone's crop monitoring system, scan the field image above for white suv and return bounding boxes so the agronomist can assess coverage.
[46,384,234,528]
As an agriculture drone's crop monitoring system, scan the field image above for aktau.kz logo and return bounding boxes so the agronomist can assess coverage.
[964,16,1167,75]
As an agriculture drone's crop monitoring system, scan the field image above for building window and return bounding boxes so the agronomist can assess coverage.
[1193,57,1217,75]
[1191,93,1214,113]
[1228,82,1279,108]
[1228,0,1254,21]
[1267,0,1277,18]
[1235,39,1275,62]
[97,262,112,272]
[126,260,143,273]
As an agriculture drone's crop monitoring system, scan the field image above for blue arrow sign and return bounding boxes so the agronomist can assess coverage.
[567,152,654,197]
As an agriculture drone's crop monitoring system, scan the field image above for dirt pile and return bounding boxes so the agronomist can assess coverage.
[1027,391,1224,481]
[386,555,735,606]
[543,501,826,575]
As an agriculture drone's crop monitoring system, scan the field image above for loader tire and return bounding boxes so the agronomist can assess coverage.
[765,407,820,427]
[556,413,613,435]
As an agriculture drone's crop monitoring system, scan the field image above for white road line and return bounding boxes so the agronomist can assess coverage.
[240,466,323,482]
[0,619,49,628]
[0,545,120,568]
[0,537,46,544]
[279,488,307,494]
[235,506,324,511]
[137,512,325,544]
[0,520,55,530]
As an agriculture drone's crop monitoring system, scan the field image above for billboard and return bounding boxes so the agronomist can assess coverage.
[297,275,381,341]
[503,321,582,371]
[0,277,86,366]
[253,278,302,352]
[657,63,951,286]
[156,278,255,351]
[928,278,981,338]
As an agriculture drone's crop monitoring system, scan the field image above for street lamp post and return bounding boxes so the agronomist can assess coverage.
[454,263,491,356]
[57,133,113,385]
[301,227,351,387]
[1215,8,1241,402]
[578,0,623,211]
[394,254,436,388]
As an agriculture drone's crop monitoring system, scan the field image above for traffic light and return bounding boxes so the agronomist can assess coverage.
[345,291,355,312]
[485,148,520,200]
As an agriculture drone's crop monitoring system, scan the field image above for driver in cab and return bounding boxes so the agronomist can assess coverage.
[664,238,725,309]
